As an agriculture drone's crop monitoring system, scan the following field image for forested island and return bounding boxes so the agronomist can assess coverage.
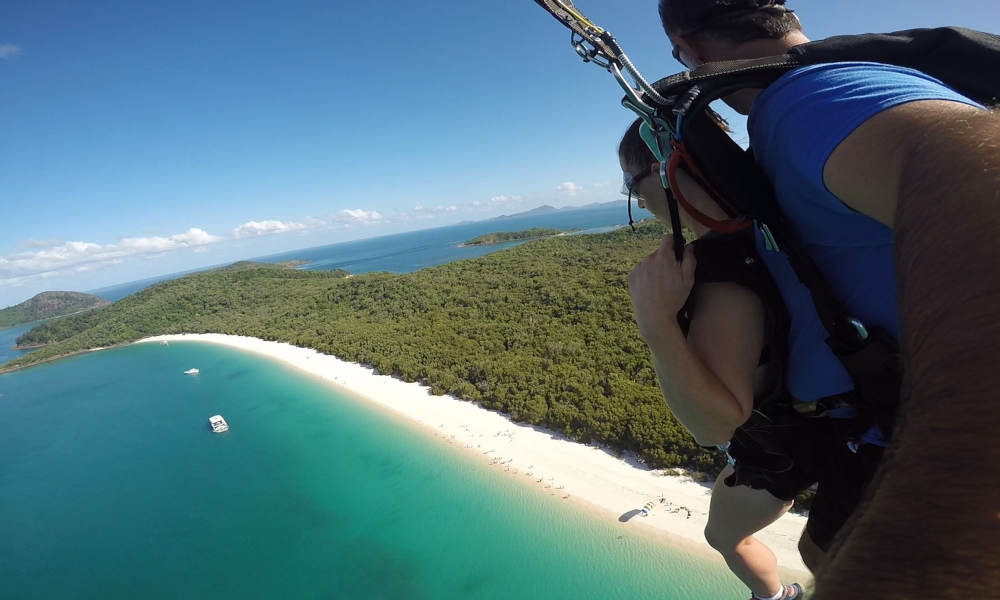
[460,227,571,246]
[0,291,110,329]
[4,223,722,473]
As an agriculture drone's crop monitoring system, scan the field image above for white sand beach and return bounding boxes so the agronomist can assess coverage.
[137,333,811,579]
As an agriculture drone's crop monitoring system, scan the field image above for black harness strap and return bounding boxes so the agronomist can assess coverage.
[679,229,790,412]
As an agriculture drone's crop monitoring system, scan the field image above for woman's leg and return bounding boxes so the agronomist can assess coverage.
[705,465,794,596]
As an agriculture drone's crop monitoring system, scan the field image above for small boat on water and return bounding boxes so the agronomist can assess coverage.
[209,415,229,433]
[184,368,200,375]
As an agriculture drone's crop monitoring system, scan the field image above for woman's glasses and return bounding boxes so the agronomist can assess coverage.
[621,170,653,202]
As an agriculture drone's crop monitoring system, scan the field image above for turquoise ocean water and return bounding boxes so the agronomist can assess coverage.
[0,322,34,364]
[2,205,749,598]
[0,342,745,599]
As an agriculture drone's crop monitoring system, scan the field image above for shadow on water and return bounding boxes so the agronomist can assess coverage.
[225,368,252,381]
[331,536,425,600]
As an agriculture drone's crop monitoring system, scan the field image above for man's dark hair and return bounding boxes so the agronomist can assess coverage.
[658,0,801,44]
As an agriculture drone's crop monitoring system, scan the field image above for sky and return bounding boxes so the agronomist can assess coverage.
[2,1,998,308]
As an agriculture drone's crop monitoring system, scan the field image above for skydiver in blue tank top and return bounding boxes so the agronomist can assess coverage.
[622,117,875,600]
[658,1,998,598]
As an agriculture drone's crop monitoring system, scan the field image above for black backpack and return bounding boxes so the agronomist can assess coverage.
[636,27,1000,439]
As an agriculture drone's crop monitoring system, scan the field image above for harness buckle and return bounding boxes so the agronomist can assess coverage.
[791,393,855,418]
[846,317,870,341]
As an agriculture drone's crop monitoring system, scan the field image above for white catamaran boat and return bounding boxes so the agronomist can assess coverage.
[208,415,229,433]
[184,368,200,375]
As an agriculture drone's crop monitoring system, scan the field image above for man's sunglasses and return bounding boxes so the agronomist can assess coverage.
[671,45,697,69]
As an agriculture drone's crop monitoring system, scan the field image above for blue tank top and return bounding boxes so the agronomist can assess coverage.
[751,224,854,403]
[748,62,981,338]
[753,223,889,446]
[748,62,981,446]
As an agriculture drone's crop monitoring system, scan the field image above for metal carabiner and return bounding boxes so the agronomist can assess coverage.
[612,62,656,119]
[571,32,611,68]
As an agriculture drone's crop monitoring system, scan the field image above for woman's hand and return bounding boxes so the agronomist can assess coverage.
[629,235,696,345]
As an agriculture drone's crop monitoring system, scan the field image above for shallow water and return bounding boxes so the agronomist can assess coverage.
[0,342,744,599]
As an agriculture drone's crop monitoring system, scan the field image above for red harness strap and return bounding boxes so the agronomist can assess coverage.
[666,141,751,234]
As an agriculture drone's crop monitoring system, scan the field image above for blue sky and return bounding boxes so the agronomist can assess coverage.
[1,1,997,308]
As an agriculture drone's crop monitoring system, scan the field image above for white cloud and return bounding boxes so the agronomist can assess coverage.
[0,227,222,288]
[232,219,315,239]
[401,203,460,222]
[464,195,524,213]
[0,44,22,60]
[118,228,221,253]
[332,209,382,225]
[172,228,220,245]
[414,203,457,214]
[557,182,581,196]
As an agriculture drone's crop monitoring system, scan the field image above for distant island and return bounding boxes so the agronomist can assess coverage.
[456,200,623,225]
[492,205,561,220]
[0,291,110,329]
[460,227,575,247]
[217,259,309,271]
[1,224,723,476]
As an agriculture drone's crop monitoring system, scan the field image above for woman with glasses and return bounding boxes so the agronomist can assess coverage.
[620,117,884,600]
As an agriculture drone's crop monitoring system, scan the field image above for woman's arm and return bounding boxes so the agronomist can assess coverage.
[649,283,764,446]
[630,237,765,446]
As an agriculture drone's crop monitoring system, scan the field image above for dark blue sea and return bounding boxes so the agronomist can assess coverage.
[90,203,628,302]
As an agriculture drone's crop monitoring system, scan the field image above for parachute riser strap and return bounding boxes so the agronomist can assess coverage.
[643,56,803,110]
[535,0,612,53]
[617,65,659,120]
[636,118,685,260]
[536,0,671,107]
[601,33,670,106]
